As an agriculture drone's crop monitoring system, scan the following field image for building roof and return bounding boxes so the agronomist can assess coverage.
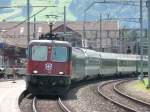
[0,21,119,48]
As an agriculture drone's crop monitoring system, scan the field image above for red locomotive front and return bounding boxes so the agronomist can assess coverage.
[25,40,72,95]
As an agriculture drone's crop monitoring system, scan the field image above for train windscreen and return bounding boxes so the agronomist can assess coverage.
[31,45,48,61]
[51,46,68,62]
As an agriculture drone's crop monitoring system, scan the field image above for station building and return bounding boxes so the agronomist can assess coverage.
[0,20,119,48]
[0,21,147,66]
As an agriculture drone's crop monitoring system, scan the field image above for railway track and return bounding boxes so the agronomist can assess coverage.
[20,78,135,112]
[114,80,150,107]
[19,91,72,112]
[97,80,150,112]
[32,96,71,112]
[32,97,37,112]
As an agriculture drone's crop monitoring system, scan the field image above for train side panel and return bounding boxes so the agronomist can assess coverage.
[84,49,100,77]
[71,48,86,80]
[100,53,117,76]
[117,54,138,75]
[71,48,101,80]
[137,55,148,74]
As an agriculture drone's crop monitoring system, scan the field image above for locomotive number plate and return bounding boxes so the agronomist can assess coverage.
[45,63,52,70]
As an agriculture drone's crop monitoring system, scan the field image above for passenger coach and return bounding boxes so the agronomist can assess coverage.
[25,40,148,96]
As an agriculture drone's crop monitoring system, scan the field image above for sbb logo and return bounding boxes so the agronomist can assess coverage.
[45,63,52,70]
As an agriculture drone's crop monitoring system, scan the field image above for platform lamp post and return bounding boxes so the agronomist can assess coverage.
[146,0,150,88]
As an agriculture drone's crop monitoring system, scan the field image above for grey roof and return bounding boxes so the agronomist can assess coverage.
[0,21,119,48]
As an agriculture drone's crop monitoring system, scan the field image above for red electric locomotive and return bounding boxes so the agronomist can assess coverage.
[25,39,72,95]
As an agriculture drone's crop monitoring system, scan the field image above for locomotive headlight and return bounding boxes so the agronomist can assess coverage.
[33,70,38,74]
[59,72,64,75]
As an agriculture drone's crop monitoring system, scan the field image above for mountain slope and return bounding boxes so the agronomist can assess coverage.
[0,0,148,28]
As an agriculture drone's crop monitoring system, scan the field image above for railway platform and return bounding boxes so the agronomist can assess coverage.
[0,79,25,112]
[119,79,150,103]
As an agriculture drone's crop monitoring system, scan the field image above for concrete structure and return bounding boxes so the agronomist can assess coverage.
[0,80,25,112]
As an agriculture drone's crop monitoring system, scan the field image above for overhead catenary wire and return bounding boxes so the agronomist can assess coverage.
[1,7,48,32]
[95,0,147,6]
[0,5,57,8]
[83,0,146,47]
[0,4,57,32]
[85,0,147,12]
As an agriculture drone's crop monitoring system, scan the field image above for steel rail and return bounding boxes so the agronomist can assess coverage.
[114,80,150,106]
[97,80,137,112]
[32,97,37,112]
[58,97,71,112]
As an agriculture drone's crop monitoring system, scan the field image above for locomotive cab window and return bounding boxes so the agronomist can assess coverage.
[51,46,68,62]
[31,45,48,61]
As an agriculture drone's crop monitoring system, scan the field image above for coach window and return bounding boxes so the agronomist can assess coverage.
[51,46,68,62]
[32,45,48,61]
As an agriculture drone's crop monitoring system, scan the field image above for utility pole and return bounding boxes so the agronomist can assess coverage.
[27,0,30,43]
[140,0,144,81]
[64,6,66,41]
[83,11,86,47]
[33,16,36,39]
[99,13,102,51]
[147,0,150,88]
[136,38,139,73]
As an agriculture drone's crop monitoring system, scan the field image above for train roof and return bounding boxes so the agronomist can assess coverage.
[73,47,100,58]
[72,47,85,54]
[83,48,100,58]
[29,40,71,46]
[100,52,118,59]
[72,47,86,58]
[72,48,144,61]
[116,54,138,61]
[99,52,141,61]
